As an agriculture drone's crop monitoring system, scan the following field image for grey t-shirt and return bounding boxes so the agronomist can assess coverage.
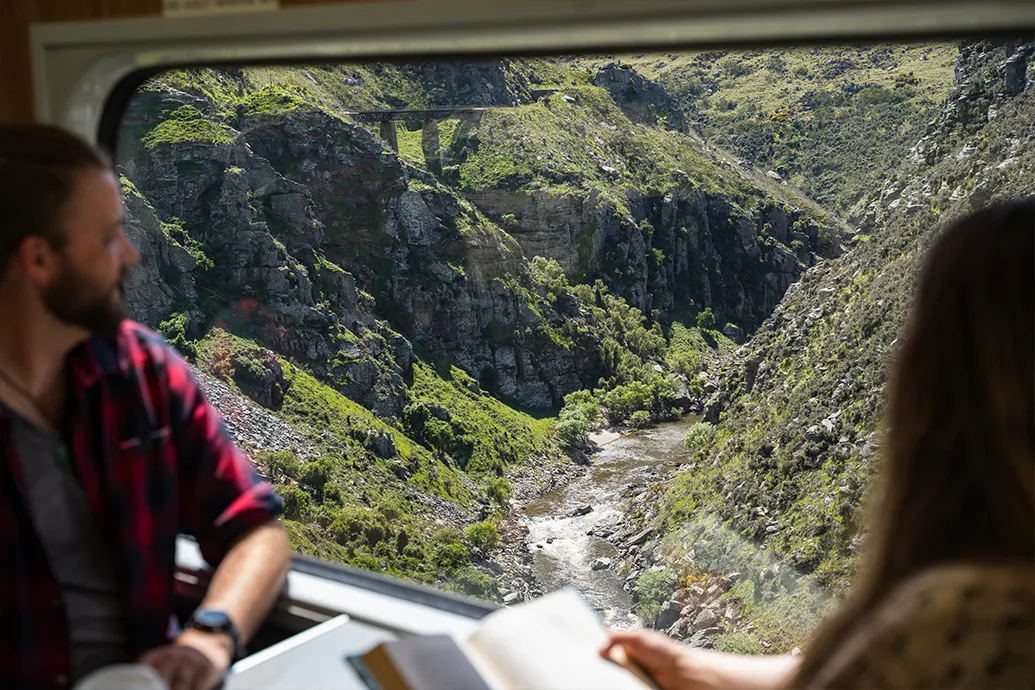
[9,410,130,681]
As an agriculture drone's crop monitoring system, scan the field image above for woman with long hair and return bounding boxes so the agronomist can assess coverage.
[602,199,1035,689]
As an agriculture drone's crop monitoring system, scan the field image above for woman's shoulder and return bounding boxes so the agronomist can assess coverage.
[810,563,1034,689]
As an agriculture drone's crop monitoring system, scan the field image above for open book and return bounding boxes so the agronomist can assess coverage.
[348,587,657,690]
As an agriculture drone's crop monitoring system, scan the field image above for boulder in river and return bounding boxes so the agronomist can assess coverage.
[591,557,612,571]
[569,504,594,517]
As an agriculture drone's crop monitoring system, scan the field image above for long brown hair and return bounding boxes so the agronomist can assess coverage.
[792,199,1035,687]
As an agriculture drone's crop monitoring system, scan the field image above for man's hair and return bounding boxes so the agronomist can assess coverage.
[0,125,111,276]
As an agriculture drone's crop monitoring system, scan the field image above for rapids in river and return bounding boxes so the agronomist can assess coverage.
[520,418,697,627]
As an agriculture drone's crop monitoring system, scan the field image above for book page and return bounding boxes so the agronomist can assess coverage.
[465,589,655,690]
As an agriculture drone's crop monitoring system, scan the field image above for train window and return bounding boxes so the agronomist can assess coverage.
[112,37,1032,652]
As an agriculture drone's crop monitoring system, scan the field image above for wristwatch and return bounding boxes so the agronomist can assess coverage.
[186,609,243,661]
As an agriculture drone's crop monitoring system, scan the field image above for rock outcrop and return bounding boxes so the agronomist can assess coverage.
[594,62,688,132]
[465,187,825,330]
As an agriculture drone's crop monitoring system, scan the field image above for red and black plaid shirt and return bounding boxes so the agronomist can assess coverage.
[0,321,283,689]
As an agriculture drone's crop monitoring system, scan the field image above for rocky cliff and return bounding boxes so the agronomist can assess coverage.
[121,57,836,417]
[465,186,827,331]
[120,90,613,412]
[432,60,840,331]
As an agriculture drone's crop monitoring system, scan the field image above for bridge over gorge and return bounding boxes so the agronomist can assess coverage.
[344,106,497,173]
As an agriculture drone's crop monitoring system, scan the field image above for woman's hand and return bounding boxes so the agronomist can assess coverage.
[601,628,716,690]
[601,628,800,690]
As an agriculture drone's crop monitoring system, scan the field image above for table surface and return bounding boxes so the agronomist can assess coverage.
[225,615,396,690]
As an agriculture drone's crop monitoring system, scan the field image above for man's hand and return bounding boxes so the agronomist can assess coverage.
[139,628,233,690]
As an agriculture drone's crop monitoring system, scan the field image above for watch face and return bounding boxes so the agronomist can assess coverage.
[194,609,231,630]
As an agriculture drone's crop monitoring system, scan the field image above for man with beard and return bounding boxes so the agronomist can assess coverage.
[0,125,290,690]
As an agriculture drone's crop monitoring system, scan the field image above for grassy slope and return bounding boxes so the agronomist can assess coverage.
[453,84,746,199]
[611,44,957,215]
[192,327,555,593]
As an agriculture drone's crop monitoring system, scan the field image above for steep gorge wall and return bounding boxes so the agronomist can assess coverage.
[466,187,826,332]
[661,37,1035,587]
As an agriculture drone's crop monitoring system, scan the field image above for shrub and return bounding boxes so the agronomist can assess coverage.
[329,505,387,548]
[555,416,591,448]
[684,421,716,450]
[430,528,471,570]
[555,394,598,447]
[630,410,652,428]
[157,313,198,361]
[696,308,717,331]
[264,451,301,480]
[422,418,456,453]
[299,456,334,498]
[277,485,311,521]
[322,482,344,507]
[464,521,501,553]
[634,568,677,622]
[455,567,501,599]
[486,478,513,508]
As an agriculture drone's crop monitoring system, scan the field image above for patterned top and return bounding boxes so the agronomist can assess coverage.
[0,320,283,690]
[809,564,1035,689]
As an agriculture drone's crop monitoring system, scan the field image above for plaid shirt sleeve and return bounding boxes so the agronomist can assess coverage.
[163,350,283,566]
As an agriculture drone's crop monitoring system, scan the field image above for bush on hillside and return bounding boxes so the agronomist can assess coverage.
[486,478,513,508]
[430,528,471,570]
[696,308,717,331]
[157,312,199,361]
[263,450,301,481]
[555,416,591,448]
[684,421,716,451]
[277,485,311,521]
[714,631,766,655]
[454,567,500,599]
[464,521,501,554]
[634,568,678,622]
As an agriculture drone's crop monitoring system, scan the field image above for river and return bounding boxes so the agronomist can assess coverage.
[519,417,697,627]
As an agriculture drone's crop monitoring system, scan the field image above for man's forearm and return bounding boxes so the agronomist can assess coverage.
[197,520,291,643]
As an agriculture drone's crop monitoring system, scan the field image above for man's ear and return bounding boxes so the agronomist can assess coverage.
[13,235,62,288]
